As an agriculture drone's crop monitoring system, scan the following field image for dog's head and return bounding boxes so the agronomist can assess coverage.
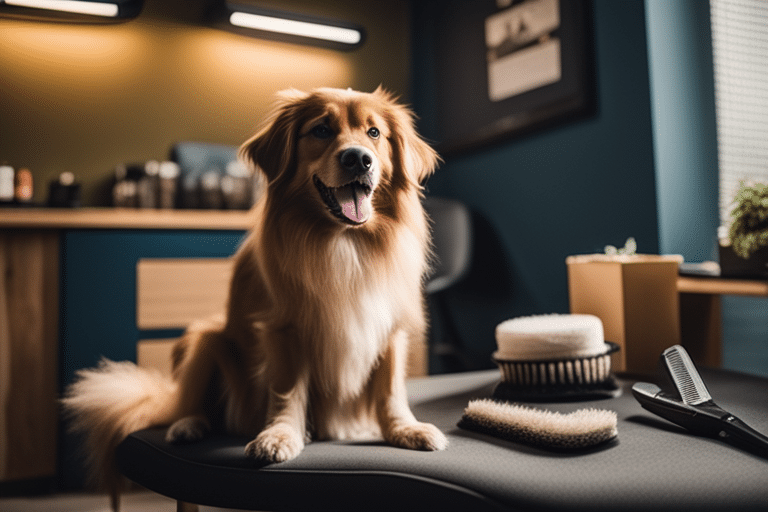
[240,87,439,227]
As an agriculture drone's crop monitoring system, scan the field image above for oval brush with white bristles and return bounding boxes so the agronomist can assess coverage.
[458,399,618,450]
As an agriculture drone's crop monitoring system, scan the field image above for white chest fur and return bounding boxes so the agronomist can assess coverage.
[334,287,395,398]
[309,230,420,401]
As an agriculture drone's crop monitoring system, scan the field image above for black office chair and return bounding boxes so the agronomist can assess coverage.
[423,196,472,295]
[422,196,474,373]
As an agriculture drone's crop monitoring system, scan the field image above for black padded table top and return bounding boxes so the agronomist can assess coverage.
[117,368,768,511]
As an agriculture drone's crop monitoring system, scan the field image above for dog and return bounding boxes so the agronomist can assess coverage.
[62,86,446,505]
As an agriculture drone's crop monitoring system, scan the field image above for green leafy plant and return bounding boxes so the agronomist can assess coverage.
[728,182,768,259]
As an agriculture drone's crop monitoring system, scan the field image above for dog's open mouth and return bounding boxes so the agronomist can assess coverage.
[314,175,374,225]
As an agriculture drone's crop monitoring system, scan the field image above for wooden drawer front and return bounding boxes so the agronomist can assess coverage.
[137,258,232,330]
[137,339,177,376]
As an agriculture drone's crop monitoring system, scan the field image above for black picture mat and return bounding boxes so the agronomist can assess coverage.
[433,0,596,156]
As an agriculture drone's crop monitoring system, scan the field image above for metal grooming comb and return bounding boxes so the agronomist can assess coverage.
[661,345,711,405]
[632,345,768,458]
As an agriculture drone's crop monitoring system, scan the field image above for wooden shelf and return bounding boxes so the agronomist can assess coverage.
[0,208,252,231]
[677,276,768,297]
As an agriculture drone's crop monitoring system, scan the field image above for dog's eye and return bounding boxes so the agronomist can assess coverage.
[311,124,334,139]
[367,127,380,139]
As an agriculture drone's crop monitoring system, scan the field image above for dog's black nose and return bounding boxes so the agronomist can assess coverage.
[339,147,373,175]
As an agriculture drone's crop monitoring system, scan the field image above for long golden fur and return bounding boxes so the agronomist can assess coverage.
[62,87,446,505]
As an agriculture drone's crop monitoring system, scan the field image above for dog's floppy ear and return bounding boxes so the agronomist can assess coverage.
[239,89,309,184]
[376,86,441,187]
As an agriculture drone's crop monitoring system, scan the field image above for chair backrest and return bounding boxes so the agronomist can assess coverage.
[423,196,472,294]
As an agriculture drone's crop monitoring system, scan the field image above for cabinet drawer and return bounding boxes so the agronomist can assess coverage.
[137,258,232,330]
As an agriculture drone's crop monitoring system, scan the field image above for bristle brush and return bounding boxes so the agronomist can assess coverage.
[458,399,618,450]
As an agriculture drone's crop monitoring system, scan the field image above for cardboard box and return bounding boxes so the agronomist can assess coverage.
[566,254,683,375]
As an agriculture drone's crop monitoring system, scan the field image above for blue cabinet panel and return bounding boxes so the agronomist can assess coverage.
[58,229,245,489]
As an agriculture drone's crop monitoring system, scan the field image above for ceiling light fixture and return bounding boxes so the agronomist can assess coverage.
[215,3,365,51]
[4,0,118,17]
[0,0,141,22]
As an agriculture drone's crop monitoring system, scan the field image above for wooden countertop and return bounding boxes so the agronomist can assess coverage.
[0,208,253,230]
[677,275,768,297]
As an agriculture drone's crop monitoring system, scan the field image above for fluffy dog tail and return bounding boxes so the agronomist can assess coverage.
[61,359,177,495]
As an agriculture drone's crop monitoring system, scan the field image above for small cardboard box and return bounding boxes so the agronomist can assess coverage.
[566,254,683,375]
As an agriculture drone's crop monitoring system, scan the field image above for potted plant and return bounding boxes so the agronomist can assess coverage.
[720,182,768,278]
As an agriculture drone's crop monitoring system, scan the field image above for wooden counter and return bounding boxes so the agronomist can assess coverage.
[1,208,251,486]
[0,230,58,482]
[0,207,253,230]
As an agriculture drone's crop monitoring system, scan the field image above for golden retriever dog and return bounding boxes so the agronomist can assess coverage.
[63,86,446,504]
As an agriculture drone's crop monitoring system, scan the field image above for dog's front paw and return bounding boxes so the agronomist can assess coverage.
[245,424,304,462]
[165,415,210,443]
[387,422,448,451]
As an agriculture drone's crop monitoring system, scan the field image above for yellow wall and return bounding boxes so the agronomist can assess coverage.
[0,0,412,205]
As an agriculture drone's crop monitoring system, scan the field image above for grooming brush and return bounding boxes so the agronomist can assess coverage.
[492,315,622,402]
[632,345,768,457]
[458,399,618,450]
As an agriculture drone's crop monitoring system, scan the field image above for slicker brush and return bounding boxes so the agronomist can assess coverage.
[492,314,621,401]
[458,399,618,450]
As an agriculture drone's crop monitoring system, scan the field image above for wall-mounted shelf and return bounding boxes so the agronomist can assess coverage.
[0,208,252,230]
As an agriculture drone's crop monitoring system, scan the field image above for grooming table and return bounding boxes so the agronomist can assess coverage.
[117,368,768,511]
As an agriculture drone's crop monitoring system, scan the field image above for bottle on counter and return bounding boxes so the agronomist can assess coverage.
[158,161,180,209]
[0,164,14,205]
[199,169,224,209]
[112,163,144,208]
[14,168,34,205]
[137,160,160,209]
[221,160,252,210]
[48,172,81,208]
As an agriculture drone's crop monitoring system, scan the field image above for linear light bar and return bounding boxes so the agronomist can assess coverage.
[218,4,365,51]
[229,11,362,46]
[4,0,119,17]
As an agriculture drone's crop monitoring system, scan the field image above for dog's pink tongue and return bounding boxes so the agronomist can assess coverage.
[335,184,371,224]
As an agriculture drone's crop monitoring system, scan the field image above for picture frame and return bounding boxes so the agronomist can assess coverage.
[432,0,595,155]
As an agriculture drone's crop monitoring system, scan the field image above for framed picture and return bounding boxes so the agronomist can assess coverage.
[432,0,595,155]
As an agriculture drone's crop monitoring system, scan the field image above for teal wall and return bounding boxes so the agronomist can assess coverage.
[645,0,719,261]
[413,0,660,369]
[722,296,768,377]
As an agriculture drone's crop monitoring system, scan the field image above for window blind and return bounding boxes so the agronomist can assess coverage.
[710,0,768,227]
